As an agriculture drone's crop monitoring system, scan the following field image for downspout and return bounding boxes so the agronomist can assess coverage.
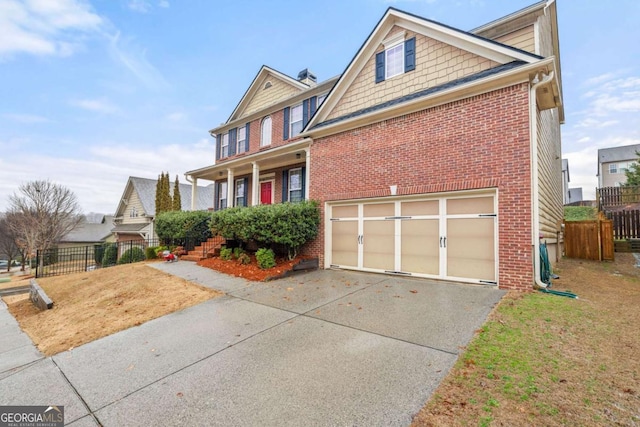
[530,70,554,289]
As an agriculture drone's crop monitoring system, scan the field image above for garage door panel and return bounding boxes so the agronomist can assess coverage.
[401,220,439,275]
[447,218,495,281]
[363,203,394,217]
[363,220,394,270]
[401,200,438,216]
[447,196,494,215]
[331,221,358,267]
[332,205,358,218]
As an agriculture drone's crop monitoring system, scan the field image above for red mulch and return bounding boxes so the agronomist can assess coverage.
[197,255,303,282]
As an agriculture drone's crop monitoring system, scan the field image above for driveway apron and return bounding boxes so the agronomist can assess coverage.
[1,262,504,426]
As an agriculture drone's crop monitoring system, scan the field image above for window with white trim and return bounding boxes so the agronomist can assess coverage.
[221,133,229,158]
[237,126,246,153]
[609,163,618,174]
[219,182,227,209]
[261,116,271,147]
[385,43,404,79]
[235,179,245,207]
[317,93,327,107]
[290,104,303,137]
[289,168,303,202]
[130,207,137,218]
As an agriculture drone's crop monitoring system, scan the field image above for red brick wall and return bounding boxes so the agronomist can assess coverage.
[304,83,534,290]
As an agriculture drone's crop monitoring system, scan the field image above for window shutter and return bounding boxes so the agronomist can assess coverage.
[310,96,317,117]
[245,123,250,152]
[229,128,237,156]
[283,107,290,140]
[243,177,248,207]
[375,51,385,83]
[301,166,306,200]
[282,170,288,202]
[215,134,222,160]
[302,98,309,127]
[405,37,416,72]
[214,182,219,210]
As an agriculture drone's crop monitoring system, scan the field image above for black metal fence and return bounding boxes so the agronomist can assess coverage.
[35,238,163,278]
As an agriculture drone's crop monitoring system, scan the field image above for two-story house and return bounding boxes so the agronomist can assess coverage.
[597,144,640,188]
[187,1,564,291]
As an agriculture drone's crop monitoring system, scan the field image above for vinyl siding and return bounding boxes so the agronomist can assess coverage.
[495,25,535,54]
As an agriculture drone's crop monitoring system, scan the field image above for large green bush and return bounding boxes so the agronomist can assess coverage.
[155,210,212,241]
[101,243,118,267]
[209,200,320,259]
[117,247,146,265]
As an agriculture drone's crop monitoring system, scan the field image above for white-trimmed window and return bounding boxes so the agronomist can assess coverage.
[235,179,245,207]
[221,133,229,158]
[261,116,272,147]
[130,207,137,218]
[219,182,227,209]
[289,168,303,202]
[237,126,246,153]
[609,164,618,174]
[385,43,404,79]
[290,104,303,137]
[317,93,327,107]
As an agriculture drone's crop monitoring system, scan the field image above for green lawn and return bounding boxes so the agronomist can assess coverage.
[563,206,597,221]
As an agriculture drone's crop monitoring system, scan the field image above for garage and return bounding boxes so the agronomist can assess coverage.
[327,191,497,285]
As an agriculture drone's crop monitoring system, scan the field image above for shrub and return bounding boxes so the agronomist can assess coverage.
[145,246,158,260]
[233,247,245,258]
[155,246,168,257]
[220,246,233,261]
[155,210,212,242]
[94,244,106,266]
[101,243,118,267]
[209,200,320,259]
[117,247,146,265]
[256,248,276,269]
[237,252,251,265]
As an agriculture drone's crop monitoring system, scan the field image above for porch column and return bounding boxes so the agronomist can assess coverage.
[190,177,198,210]
[227,169,234,207]
[305,148,311,200]
[252,162,260,206]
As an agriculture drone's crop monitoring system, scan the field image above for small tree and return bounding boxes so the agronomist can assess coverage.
[155,172,174,215]
[155,173,163,215]
[6,180,83,267]
[624,152,640,186]
[172,175,182,211]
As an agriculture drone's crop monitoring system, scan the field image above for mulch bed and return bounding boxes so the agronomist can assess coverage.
[197,255,307,281]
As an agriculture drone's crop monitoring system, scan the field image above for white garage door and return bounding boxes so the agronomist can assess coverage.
[328,192,497,285]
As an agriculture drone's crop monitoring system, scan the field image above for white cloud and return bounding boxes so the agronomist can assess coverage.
[107,31,169,91]
[127,0,151,13]
[575,118,619,129]
[0,0,103,59]
[70,98,119,114]
[2,113,53,124]
[158,1,169,8]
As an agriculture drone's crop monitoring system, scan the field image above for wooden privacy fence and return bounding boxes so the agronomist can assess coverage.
[598,186,640,210]
[564,219,614,261]
[605,209,640,239]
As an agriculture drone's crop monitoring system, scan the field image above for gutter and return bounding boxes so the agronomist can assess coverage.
[530,70,555,289]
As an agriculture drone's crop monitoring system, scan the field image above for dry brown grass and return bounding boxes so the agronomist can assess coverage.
[3,262,221,356]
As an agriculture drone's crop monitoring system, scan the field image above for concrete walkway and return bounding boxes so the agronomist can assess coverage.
[0,263,504,426]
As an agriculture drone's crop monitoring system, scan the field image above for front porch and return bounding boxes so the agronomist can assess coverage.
[186,139,311,210]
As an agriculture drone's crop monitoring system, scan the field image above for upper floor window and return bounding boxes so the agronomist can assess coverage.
[290,104,303,137]
[375,36,416,83]
[317,93,327,107]
[237,126,246,153]
[130,207,137,217]
[221,133,229,157]
[385,43,404,79]
[261,116,272,147]
[609,164,618,174]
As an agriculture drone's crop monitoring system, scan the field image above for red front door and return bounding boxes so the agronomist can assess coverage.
[260,182,272,205]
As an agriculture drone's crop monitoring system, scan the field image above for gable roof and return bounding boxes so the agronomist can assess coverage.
[115,176,214,218]
[305,7,545,133]
[224,66,311,126]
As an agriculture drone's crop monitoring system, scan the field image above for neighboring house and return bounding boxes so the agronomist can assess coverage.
[567,188,583,204]
[562,159,570,204]
[57,215,115,262]
[112,176,214,243]
[597,144,640,188]
[187,2,564,291]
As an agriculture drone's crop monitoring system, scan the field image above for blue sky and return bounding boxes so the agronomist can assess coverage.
[1,0,639,214]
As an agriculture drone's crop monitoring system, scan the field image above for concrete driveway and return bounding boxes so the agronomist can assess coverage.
[0,263,504,426]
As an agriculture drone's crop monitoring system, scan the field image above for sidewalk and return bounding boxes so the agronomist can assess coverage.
[0,262,504,426]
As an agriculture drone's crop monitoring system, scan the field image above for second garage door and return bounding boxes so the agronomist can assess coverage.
[328,192,497,285]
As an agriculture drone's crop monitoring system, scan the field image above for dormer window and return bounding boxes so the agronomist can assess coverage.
[375,34,416,83]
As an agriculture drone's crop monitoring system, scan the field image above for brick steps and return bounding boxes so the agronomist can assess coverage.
[181,236,226,262]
